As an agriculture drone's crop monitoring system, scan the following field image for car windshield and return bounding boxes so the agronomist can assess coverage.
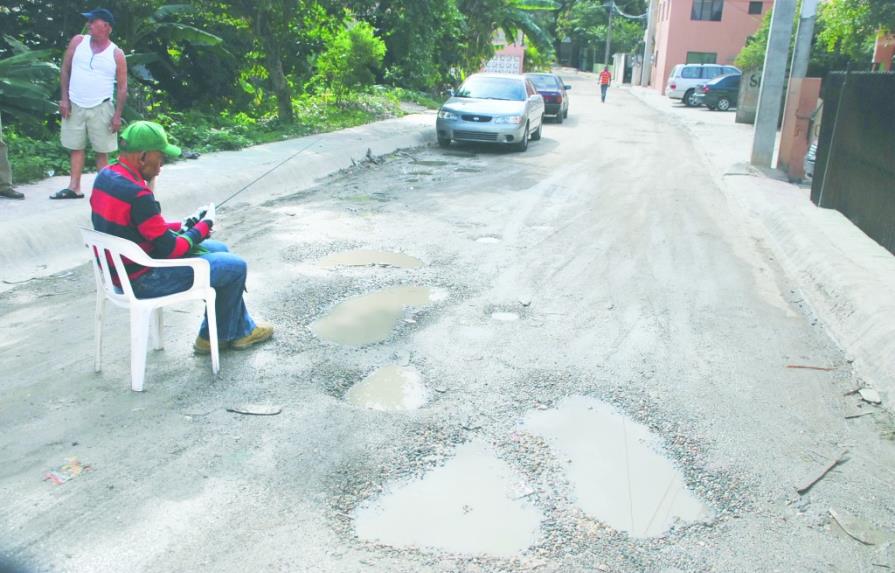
[527,75,560,90]
[456,77,526,101]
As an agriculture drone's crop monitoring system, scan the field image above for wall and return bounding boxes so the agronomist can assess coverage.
[811,72,895,255]
[776,77,821,180]
[651,0,770,92]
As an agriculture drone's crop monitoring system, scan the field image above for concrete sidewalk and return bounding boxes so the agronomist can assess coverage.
[629,85,895,408]
[0,112,435,289]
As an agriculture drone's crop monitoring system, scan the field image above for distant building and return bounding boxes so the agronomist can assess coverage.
[645,0,771,92]
[483,29,525,74]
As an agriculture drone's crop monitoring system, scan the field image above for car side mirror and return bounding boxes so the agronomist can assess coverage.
[565,85,572,90]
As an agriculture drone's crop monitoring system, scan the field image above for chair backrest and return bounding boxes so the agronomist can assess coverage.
[80,227,154,305]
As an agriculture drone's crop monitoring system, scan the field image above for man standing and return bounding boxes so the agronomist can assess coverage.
[598,66,612,103]
[91,121,274,353]
[52,8,127,200]
[0,111,24,199]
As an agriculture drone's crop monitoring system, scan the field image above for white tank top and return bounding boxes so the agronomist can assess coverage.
[69,36,119,108]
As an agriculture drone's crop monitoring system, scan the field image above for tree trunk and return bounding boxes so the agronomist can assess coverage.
[256,9,294,123]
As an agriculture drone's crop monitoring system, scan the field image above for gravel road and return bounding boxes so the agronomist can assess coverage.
[2,72,893,573]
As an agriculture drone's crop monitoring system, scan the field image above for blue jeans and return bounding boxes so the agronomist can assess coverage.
[600,84,608,102]
[131,240,257,341]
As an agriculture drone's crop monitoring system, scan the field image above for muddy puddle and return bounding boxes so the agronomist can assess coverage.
[524,396,709,538]
[345,365,428,411]
[318,249,423,269]
[353,440,542,556]
[310,286,444,346]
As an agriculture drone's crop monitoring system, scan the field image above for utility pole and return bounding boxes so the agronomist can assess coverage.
[604,0,614,66]
[641,0,657,86]
[750,0,797,167]
[789,0,818,80]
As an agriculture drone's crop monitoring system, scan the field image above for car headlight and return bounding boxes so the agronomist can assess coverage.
[438,109,458,120]
[494,115,523,124]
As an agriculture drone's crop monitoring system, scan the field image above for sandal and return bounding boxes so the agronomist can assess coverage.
[49,189,84,200]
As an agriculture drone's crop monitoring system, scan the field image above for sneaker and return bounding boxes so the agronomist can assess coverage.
[193,336,229,354]
[230,323,274,351]
[0,188,24,199]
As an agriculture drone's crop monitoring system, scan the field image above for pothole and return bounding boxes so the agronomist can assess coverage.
[310,286,445,346]
[523,395,710,538]
[345,365,428,411]
[353,440,542,557]
[318,249,423,269]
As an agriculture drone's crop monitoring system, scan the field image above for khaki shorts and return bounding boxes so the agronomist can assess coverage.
[60,100,118,153]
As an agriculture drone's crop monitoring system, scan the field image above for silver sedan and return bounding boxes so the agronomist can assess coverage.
[436,73,545,152]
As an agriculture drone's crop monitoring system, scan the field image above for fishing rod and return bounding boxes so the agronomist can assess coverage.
[217,137,320,208]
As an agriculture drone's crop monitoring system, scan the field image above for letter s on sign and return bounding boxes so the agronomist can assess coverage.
[750,73,760,88]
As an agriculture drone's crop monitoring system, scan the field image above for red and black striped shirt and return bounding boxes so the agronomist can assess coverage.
[90,159,211,284]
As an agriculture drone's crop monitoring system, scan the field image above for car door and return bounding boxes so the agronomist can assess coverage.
[525,79,544,127]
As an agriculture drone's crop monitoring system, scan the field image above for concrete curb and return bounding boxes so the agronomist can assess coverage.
[0,112,436,289]
[629,86,894,406]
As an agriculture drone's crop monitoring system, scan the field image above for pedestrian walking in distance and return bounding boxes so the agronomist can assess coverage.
[53,8,127,200]
[598,66,612,103]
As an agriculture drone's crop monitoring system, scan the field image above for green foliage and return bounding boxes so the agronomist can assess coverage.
[817,0,895,62]
[734,10,773,70]
[313,21,386,103]
[0,35,58,120]
[558,0,647,60]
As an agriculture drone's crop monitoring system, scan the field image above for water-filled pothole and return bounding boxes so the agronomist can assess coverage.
[318,249,423,269]
[523,396,709,538]
[345,365,428,411]
[353,440,542,556]
[310,286,445,346]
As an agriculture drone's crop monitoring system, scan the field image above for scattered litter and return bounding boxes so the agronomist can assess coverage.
[226,404,283,416]
[859,388,882,405]
[829,508,885,545]
[786,364,835,371]
[44,458,92,485]
[796,450,848,495]
[845,411,876,419]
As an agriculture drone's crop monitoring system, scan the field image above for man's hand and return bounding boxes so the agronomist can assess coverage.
[110,113,122,133]
[182,205,209,231]
[59,99,71,119]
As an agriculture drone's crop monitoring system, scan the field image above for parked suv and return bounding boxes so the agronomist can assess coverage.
[666,63,740,107]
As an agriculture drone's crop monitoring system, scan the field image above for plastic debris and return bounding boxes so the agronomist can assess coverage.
[44,458,92,485]
[859,388,882,405]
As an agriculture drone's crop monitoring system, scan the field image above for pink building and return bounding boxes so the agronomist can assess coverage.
[648,0,772,92]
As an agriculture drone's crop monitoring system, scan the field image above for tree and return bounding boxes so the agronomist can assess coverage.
[817,0,895,62]
[313,20,385,102]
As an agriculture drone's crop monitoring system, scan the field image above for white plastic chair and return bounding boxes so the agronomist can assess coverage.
[80,228,220,392]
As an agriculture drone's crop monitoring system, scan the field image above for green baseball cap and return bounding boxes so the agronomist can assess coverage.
[119,121,181,158]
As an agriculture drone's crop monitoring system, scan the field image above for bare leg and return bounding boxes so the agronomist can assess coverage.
[68,149,85,195]
[96,152,109,171]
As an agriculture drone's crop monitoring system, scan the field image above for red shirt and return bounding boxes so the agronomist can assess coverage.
[599,70,612,85]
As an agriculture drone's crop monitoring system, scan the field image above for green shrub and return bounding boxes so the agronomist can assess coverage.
[314,21,386,102]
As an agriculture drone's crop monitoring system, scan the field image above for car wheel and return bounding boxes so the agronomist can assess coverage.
[514,123,529,152]
[556,109,564,124]
[531,117,542,141]
[437,136,450,148]
[717,97,731,111]
[684,89,698,107]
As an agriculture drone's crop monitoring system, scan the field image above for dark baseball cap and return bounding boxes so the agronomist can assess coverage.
[82,9,115,26]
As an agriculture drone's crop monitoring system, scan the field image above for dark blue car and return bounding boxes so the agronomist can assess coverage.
[693,73,741,111]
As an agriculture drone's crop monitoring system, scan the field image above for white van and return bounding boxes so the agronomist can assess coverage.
[666,63,741,107]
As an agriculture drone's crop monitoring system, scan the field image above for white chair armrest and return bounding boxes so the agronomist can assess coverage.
[141,256,212,288]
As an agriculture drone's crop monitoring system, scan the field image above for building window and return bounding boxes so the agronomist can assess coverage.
[748,1,763,14]
[686,51,718,64]
[691,0,723,21]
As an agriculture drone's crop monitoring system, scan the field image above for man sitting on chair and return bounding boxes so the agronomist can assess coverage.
[90,120,273,353]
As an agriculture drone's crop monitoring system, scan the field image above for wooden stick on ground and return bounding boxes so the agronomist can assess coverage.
[796,449,849,495]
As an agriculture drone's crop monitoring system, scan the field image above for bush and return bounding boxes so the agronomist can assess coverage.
[314,21,386,103]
